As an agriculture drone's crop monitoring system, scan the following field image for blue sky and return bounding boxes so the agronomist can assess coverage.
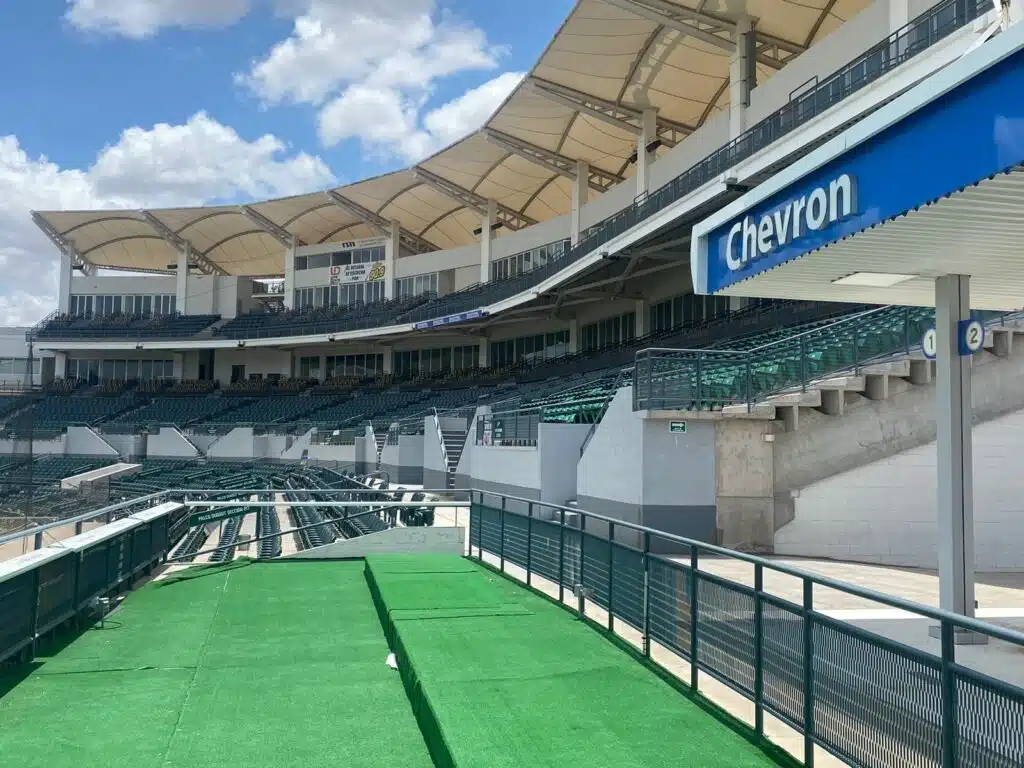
[0,0,574,324]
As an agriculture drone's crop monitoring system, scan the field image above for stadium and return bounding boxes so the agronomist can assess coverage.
[2,0,1024,765]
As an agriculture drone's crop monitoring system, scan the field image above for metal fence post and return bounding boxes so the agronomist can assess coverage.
[578,515,587,617]
[696,353,703,409]
[526,502,533,588]
[642,531,651,657]
[940,620,958,768]
[800,335,808,391]
[499,496,506,573]
[745,356,753,412]
[803,577,815,767]
[690,546,699,690]
[559,507,566,604]
[607,522,615,633]
[754,563,764,736]
[853,322,860,373]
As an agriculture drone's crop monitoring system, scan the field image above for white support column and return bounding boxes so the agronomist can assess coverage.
[283,245,296,309]
[172,352,184,380]
[480,199,497,284]
[571,160,589,246]
[636,109,657,197]
[634,300,647,337]
[58,252,73,314]
[386,221,400,300]
[55,352,67,379]
[176,246,190,315]
[568,319,579,354]
[478,337,489,368]
[381,349,393,375]
[933,275,981,636]
[730,16,754,140]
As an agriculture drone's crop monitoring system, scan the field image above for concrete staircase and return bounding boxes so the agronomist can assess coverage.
[711,321,1024,564]
[440,428,467,489]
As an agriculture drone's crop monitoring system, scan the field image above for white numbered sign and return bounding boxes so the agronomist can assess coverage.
[962,319,984,354]
[922,327,937,360]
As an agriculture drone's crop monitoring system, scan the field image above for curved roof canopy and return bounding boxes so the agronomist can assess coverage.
[34,0,864,276]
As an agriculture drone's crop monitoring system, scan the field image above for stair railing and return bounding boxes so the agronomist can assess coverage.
[431,407,450,471]
[580,366,631,457]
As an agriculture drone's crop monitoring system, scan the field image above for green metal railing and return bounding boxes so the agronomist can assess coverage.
[468,494,1024,768]
[633,306,1017,412]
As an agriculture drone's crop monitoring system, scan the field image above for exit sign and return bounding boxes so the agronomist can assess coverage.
[669,421,687,433]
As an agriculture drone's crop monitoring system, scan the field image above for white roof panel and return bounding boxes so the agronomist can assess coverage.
[33,0,862,276]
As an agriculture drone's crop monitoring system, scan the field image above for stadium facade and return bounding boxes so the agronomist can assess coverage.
[5,0,1024,578]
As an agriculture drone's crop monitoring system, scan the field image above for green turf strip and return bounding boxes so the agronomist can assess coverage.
[366,554,791,768]
[0,560,432,768]
[0,668,194,768]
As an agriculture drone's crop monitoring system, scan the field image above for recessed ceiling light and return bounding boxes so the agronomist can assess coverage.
[831,272,918,288]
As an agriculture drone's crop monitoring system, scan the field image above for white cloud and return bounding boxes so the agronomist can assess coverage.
[239,1,514,161]
[66,0,251,38]
[318,71,524,162]
[0,113,334,326]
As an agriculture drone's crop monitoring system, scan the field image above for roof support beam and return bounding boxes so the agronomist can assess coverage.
[603,0,802,70]
[139,211,226,275]
[31,212,95,275]
[413,168,537,231]
[239,205,303,248]
[482,129,624,193]
[323,191,438,254]
[526,77,693,145]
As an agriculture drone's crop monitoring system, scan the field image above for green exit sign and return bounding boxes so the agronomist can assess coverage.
[669,421,687,433]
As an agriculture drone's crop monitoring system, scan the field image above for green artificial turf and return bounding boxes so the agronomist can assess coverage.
[365,554,792,768]
[0,560,432,768]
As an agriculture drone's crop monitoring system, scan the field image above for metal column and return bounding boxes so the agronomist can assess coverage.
[932,275,982,639]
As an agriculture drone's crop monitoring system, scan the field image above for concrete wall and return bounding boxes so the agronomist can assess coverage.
[777,407,1024,570]
[206,427,255,459]
[355,430,375,475]
[772,345,1024,570]
[538,423,590,507]
[423,419,448,490]
[147,427,200,458]
[283,525,465,559]
[64,426,118,457]
[380,435,423,485]
[471,445,541,501]
[101,431,146,461]
[577,388,716,549]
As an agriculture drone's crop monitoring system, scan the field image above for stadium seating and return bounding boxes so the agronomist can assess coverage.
[11,393,138,429]
[109,394,248,427]
[34,312,220,339]
[213,294,435,339]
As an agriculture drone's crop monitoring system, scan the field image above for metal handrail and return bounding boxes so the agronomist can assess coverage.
[471,490,1024,644]
[469,491,1024,768]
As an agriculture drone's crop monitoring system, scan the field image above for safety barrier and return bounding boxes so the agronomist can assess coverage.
[468,493,1024,768]
[0,501,188,665]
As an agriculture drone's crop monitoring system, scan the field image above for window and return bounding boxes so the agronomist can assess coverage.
[299,356,321,379]
[490,238,571,282]
[581,312,636,352]
[325,354,383,378]
[488,330,569,369]
[394,272,439,299]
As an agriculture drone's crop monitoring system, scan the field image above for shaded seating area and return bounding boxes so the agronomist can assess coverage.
[34,312,220,339]
[213,294,434,339]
